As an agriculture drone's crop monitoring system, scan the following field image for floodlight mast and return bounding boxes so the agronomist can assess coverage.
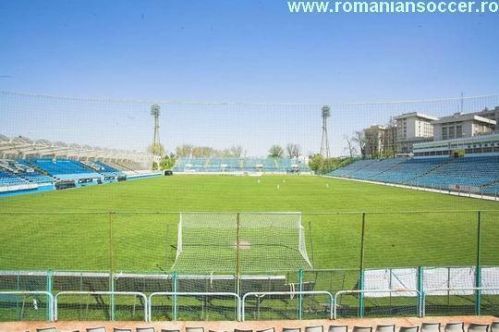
[320,105,331,159]
[151,104,162,169]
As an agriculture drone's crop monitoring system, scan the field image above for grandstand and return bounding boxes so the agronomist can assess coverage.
[173,157,310,173]
[0,134,160,196]
[329,155,499,196]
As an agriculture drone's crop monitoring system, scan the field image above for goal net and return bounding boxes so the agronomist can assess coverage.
[172,212,312,273]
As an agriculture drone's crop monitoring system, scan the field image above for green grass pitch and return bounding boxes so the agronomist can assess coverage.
[0,175,498,273]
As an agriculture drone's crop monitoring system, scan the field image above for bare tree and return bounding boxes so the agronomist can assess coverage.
[286,143,301,159]
[175,144,194,158]
[230,145,244,158]
[352,131,367,159]
[148,143,165,156]
[191,146,215,158]
[343,135,357,158]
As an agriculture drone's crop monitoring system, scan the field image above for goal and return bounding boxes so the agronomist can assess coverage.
[172,212,312,273]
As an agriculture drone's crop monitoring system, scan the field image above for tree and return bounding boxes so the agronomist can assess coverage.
[343,135,357,158]
[268,145,284,158]
[159,153,176,170]
[352,131,367,159]
[308,154,324,173]
[191,146,214,158]
[308,154,347,174]
[286,143,301,159]
[148,143,165,156]
[230,145,244,158]
[175,144,193,158]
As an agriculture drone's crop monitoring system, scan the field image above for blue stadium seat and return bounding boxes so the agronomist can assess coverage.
[329,156,499,196]
[22,159,102,181]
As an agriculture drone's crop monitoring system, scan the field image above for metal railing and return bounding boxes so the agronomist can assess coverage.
[149,291,241,321]
[0,291,54,321]
[54,291,148,321]
[333,289,421,319]
[1,287,498,322]
[422,287,499,317]
[241,290,334,321]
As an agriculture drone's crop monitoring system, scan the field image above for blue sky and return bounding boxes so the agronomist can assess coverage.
[1,0,498,156]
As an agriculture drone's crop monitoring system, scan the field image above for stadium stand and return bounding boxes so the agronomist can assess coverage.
[327,159,379,178]
[347,158,407,181]
[328,156,499,197]
[23,159,102,181]
[372,158,446,184]
[173,157,310,173]
[0,170,27,186]
[81,160,126,181]
[222,158,243,172]
[243,158,258,171]
[0,156,159,196]
[11,159,54,183]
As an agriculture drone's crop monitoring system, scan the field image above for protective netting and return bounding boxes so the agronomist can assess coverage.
[2,91,499,159]
[173,212,312,273]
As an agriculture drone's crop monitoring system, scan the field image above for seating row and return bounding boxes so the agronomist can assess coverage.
[328,156,499,194]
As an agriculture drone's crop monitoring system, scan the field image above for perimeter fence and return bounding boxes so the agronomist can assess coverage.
[0,210,498,321]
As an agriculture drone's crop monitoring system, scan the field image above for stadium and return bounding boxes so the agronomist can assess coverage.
[1,0,499,330]
[0,90,498,332]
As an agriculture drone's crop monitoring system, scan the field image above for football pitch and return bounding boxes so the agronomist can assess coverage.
[0,175,498,273]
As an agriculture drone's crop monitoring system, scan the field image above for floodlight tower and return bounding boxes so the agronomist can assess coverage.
[320,105,331,159]
[151,104,162,168]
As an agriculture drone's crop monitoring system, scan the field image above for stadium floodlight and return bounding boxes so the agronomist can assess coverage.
[320,105,331,159]
[172,212,313,273]
[150,104,162,168]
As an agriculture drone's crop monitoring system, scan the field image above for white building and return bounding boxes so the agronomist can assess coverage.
[393,112,438,153]
[432,113,496,141]
[413,133,499,158]
[474,106,499,133]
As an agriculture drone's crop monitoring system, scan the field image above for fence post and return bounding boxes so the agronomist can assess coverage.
[475,210,482,315]
[359,212,366,318]
[46,270,53,321]
[15,272,21,320]
[236,212,241,298]
[297,269,304,320]
[172,271,178,321]
[417,266,423,317]
[308,220,315,266]
[109,211,115,321]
